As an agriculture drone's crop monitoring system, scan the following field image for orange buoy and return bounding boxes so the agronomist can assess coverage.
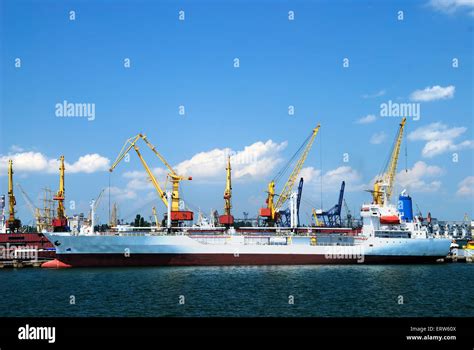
[41,259,72,268]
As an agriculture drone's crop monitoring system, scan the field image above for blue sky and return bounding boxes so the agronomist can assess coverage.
[1,0,473,225]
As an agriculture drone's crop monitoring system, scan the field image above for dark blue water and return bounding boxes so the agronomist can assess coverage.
[1,264,473,317]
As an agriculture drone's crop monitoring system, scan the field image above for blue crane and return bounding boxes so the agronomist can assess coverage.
[279,177,304,227]
[317,181,345,227]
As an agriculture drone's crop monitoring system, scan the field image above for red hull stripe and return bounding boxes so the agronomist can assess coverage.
[53,253,445,267]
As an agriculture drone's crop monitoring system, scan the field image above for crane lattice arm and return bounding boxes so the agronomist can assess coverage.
[140,135,176,176]
[17,184,40,226]
[223,156,232,216]
[53,155,66,219]
[6,160,22,230]
[7,160,16,222]
[88,189,105,220]
[51,155,68,230]
[373,117,406,205]
[110,138,168,208]
[110,134,192,214]
[271,124,320,218]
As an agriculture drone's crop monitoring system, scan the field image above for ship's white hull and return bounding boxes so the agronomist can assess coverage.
[44,233,452,267]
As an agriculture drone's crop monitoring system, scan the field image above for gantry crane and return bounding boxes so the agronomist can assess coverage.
[279,177,304,227]
[52,155,68,231]
[314,181,345,227]
[109,134,193,223]
[259,124,320,226]
[372,118,406,206]
[6,160,21,231]
[219,156,234,227]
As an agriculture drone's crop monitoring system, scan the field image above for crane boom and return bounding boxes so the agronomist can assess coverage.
[8,160,16,222]
[52,155,67,231]
[134,145,168,206]
[223,156,232,216]
[219,156,234,226]
[17,184,40,229]
[138,134,192,212]
[88,189,105,220]
[261,124,320,222]
[109,134,193,222]
[110,142,168,207]
[7,160,21,231]
[373,118,406,205]
[140,135,176,176]
[274,124,320,214]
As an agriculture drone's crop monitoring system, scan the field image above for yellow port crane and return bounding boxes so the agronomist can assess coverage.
[109,134,193,222]
[372,117,406,206]
[260,124,321,225]
[7,160,21,231]
[52,155,68,231]
[219,156,234,226]
[311,208,322,227]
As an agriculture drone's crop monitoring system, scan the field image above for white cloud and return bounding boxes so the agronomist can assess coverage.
[0,152,54,173]
[408,122,466,141]
[408,122,473,157]
[396,161,444,193]
[0,151,110,174]
[300,166,363,191]
[108,186,137,200]
[421,139,473,158]
[428,0,474,15]
[362,90,386,99]
[122,168,168,191]
[10,145,24,153]
[356,114,377,124]
[456,176,474,196]
[115,140,288,199]
[67,154,110,173]
[370,131,387,144]
[410,85,455,102]
[175,140,287,181]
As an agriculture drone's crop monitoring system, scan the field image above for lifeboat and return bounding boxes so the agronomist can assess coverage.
[380,215,400,224]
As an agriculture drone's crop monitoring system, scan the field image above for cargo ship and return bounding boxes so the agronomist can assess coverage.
[41,118,452,267]
[43,190,451,267]
[43,223,450,268]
